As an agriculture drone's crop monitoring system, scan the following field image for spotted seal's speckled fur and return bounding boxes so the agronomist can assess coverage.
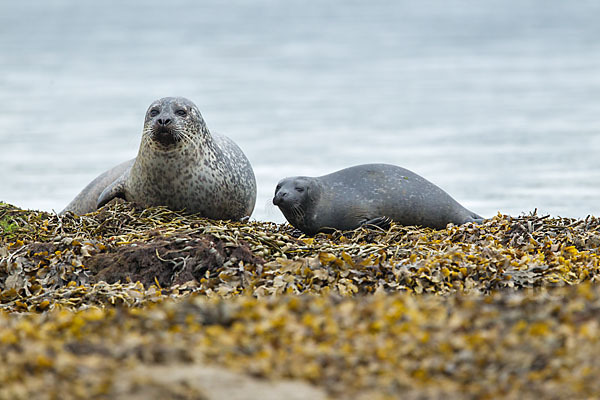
[273,163,482,235]
[62,97,256,220]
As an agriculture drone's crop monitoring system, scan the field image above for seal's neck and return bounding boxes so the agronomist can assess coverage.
[132,132,213,185]
[138,128,215,161]
[139,141,199,160]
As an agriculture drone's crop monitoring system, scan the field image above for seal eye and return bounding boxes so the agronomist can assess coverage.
[175,109,187,117]
[295,187,304,193]
[149,109,159,117]
[275,184,281,192]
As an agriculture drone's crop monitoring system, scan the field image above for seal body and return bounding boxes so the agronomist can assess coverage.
[273,163,482,235]
[62,97,256,220]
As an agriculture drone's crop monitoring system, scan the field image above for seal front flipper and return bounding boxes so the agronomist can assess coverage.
[97,175,128,209]
[360,216,392,231]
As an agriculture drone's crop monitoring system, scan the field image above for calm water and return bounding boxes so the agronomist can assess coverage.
[1,0,600,222]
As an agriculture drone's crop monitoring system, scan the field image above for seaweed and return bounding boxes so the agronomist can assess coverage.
[1,201,600,398]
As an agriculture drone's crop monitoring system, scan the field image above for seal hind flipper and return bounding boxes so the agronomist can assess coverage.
[97,175,128,209]
[466,211,484,225]
[469,217,484,225]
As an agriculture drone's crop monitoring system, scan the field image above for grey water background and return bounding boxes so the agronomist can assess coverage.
[1,0,600,223]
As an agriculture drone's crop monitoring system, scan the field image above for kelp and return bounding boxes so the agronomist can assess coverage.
[1,202,599,312]
[1,201,600,398]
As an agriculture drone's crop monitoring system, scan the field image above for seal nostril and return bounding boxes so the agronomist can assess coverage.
[157,118,172,126]
[273,192,286,206]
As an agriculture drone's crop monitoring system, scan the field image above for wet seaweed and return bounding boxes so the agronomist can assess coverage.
[1,201,600,398]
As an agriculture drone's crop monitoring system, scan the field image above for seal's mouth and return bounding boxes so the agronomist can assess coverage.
[151,126,178,146]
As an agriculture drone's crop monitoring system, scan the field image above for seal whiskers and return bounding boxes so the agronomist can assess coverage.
[291,203,305,222]
[177,130,202,155]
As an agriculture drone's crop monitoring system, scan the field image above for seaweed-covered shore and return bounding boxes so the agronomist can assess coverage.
[2,201,600,399]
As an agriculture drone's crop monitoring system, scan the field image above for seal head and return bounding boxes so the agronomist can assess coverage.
[273,177,321,233]
[142,97,208,149]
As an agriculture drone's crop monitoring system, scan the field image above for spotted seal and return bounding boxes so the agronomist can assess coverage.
[272,163,482,235]
[62,97,256,220]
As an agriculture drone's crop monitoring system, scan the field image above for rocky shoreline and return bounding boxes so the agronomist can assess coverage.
[1,201,600,398]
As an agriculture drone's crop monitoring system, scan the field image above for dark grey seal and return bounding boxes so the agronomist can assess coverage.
[62,97,256,220]
[272,163,482,235]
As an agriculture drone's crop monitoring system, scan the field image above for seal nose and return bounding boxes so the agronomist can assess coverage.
[272,191,287,206]
[157,118,172,126]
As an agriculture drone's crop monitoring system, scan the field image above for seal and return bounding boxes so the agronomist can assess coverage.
[272,163,482,235]
[62,97,257,220]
